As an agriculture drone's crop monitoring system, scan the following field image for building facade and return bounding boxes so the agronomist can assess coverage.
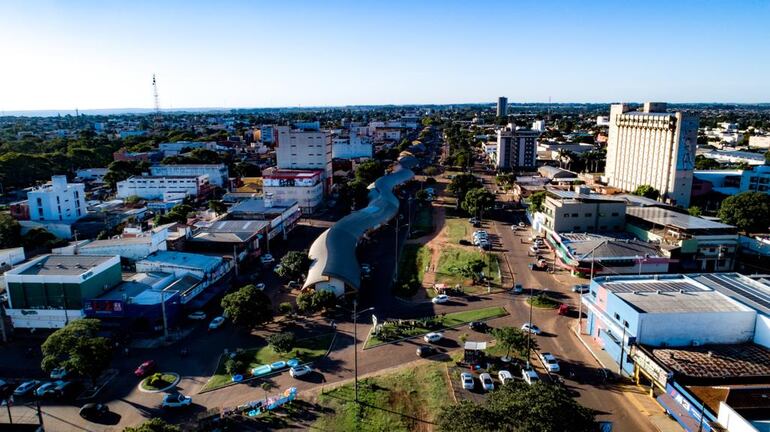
[274,126,333,185]
[261,168,324,213]
[149,164,229,188]
[541,188,627,233]
[497,96,508,117]
[332,133,373,159]
[495,126,539,170]
[116,175,211,200]
[605,102,698,207]
[27,176,87,222]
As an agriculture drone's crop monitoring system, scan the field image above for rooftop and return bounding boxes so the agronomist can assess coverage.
[649,344,770,382]
[199,219,270,233]
[229,199,298,214]
[14,255,115,276]
[689,385,770,421]
[694,273,770,315]
[627,206,736,231]
[615,289,748,314]
[138,251,222,270]
[561,233,662,261]
[548,189,627,203]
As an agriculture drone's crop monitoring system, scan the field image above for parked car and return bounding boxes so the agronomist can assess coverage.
[260,254,275,264]
[416,345,436,357]
[498,370,513,385]
[468,217,480,224]
[188,311,207,320]
[208,316,225,330]
[34,381,63,397]
[134,360,157,377]
[572,284,590,293]
[539,352,561,373]
[460,372,474,390]
[518,222,526,227]
[161,393,192,408]
[479,241,491,251]
[469,321,488,332]
[14,380,40,396]
[513,284,524,294]
[521,323,541,335]
[522,368,540,385]
[255,282,266,291]
[432,294,449,304]
[50,368,69,380]
[479,373,494,391]
[54,381,80,399]
[79,403,109,421]
[423,332,443,343]
[289,365,312,378]
[287,281,300,289]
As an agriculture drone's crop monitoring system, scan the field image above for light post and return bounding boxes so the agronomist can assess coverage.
[339,300,375,405]
[617,321,628,375]
[160,287,174,340]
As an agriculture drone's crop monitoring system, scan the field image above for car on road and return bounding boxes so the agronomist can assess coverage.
[521,322,542,335]
[518,222,526,227]
[188,311,206,320]
[572,284,590,293]
[522,368,540,385]
[432,294,449,304]
[134,360,157,377]
[260,254,275,264]
[423,332,443,343]
[513,284,524,294]
[79,403,110,421]
[289,364,312,378]
[208,316,225,330]
[161,393,192,408]
[50,368,69,380]
[416,345,436,357]
[460,372,474,390]
[479,373,494,391]
[539,352,561,373]
[255,282,266,291]
[469,321,488,332]
[468,217,480,224]
[34,381,62,397]
[14,380,40,396]
[498,370,513,385]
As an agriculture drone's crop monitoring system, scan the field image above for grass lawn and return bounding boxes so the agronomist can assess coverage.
[435,246,501,288]
[313,363,452,432]
[140,373,177,391]
[410,204,433,238]
[365,306,507,348]
[526,294,560,309]
[394,244,432,298]
[202,333,335,392]
[445,217,470,244]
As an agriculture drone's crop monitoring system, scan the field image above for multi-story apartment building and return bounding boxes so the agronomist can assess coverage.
[332,132,373,159]
[495,125,539,170]
[541,187,627,233]
[605,102,698,207]
[150,164,229,188]
[28,175,87,222]
[116,175,211,201]
[261,168,324,213]
[274,126,332,188]
[497,96,508,117]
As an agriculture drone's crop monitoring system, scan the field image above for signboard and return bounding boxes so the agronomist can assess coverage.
[631,347,668,388]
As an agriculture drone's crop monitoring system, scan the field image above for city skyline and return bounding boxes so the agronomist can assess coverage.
[1,0,769,111]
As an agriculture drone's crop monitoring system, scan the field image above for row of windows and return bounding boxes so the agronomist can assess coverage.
[562,212,620,218]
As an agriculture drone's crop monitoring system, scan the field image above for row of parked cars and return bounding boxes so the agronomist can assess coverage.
[0,371,80,402]
[472,230,492,250]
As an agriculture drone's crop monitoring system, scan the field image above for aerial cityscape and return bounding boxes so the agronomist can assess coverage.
[1,1,770,432]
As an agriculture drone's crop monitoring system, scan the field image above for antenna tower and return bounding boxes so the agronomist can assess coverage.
[152,74,161,129]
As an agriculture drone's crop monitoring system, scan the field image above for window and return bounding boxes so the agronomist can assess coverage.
[585,213,592,217]
[614,312,620,321]
[572,213,578,217]
[564,213,570,218]
[612,212,619,217]
[36,198,42,206]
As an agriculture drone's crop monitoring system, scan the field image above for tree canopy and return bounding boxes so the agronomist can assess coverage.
[123,418,181,432]
[462,187,495,218]
[447,174,481,206]
[632,184,660,200]
[491,326,534,360]
[41,318,113,382]
[0,213,21,249]
[275,251,311,280]
[354,160,385,185]
[718,191,770,233]
[529,190,547,212]
[220,285,273,330]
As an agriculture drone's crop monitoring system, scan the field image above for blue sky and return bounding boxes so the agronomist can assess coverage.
[1,0,768,110]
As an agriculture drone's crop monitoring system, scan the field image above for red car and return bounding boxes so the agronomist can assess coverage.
[134,360,157,377]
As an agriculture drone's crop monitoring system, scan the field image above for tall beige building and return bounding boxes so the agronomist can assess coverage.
[605,102,698,207]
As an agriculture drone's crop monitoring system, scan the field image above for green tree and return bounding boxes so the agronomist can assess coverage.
[220,285,273,330]
[278,302,294,315]
[436,401,497,432]
[22,228,66,251]
[267,332,296,353]
[275,251,310,280]
[461,188,495,219]
[451,259,486,284]
[311,289,338,311]
[529,190,547,212]
[718,191,770,233]
[694,155,721,170]
[123,418,181,432]
[295,291,315,315]
[632,184,660,200]
[208,199,227,215]
[688,206,702,217]
[0,213,21,249]
[103,160,148,189]
[41,319,113,384]
[490,327,533,360]
[354,160,385,185]
[153,203,194,225]
[447,174,481,207]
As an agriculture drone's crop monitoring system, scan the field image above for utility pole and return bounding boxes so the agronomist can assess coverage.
[338,301,374,405]
[617,323,627,376]
[160,288,169,340]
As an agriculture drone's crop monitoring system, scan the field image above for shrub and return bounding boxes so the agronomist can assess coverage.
[267,332,296,354]
[279,302,294,315]
[225,358,246,375]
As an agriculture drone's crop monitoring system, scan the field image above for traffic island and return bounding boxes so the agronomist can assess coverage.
[526,294,559,309]
[138,372,180,393]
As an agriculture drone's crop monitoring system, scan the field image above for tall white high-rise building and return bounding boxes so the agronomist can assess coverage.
[495,124,540,170]
[497,97,508,117]
[605,102,698,207]
[274,125,333,191]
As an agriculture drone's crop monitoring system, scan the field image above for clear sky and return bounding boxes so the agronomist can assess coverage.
[1,0,769,111]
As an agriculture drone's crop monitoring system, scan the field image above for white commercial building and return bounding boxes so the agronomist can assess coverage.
[532,120,546,132]
[150,164,229,188]
[332,133,373,159]
[274,126,332,185]
[261,168,324,214]
[116,175,210,201]
[27,175,87,222]
[495,124,539,170]
[605,102,698,207]
[75,168,108,183]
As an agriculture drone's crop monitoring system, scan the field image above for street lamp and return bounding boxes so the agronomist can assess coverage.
[338,300,375,404]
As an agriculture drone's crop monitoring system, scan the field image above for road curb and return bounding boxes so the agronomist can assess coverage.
[138,372,180,393]
[570,323,607,369]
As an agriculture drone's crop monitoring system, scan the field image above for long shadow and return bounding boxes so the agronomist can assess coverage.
[321,392,436,426]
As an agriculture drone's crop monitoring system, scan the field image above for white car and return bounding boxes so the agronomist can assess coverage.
[432,294,449,304]
[539,352,561,373]
[460,372,474,390]
[50,368,69,379]
[497,370,513,385]
[260,254,275,264]
[162,393,192,408]
[423,332,443,343]
[479,373,494,391]
[188,311,207,321]
[518,222,526,227]
[289,364,312,378]
[208,316,225,330]
[522,368,540,385]
[521,322,542,335]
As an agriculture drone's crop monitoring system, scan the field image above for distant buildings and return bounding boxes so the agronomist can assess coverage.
[150,164,229,188]
[596,116,610,127]
[531,120,546,132]
[605,102,698,207]
[75,168,108,183]
[497,96,508,117]
[495,124,539,170]
[158,140,218,157]
[332,132,373,159]
[748,135,770,149]
[116,175,212,201]
[693,165,770,196]
[28,175,87,222]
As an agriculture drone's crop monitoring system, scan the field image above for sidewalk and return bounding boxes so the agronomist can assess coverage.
[571,324,683,432]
